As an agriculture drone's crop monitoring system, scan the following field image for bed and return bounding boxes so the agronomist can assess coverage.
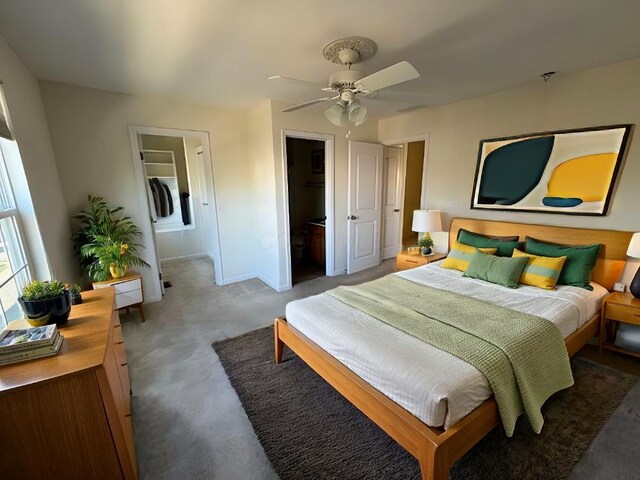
[274,218,633,480]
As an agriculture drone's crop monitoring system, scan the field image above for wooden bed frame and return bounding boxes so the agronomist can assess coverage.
[274,218,633,480]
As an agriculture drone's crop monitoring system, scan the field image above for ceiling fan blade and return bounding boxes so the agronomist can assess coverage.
[282,97,337,113]
[269,76,324,90]
[363,89,431,104]
[355,61,419,93]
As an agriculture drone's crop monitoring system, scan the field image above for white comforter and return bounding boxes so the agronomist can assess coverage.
[285,262,608,429]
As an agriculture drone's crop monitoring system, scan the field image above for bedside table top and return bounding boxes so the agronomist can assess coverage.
[604,292,640,308]
[397,250,447,261]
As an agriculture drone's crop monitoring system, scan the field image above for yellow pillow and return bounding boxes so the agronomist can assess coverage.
[512,249,567,290]
[441,241,498,272]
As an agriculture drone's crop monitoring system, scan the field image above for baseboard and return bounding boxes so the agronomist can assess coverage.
[332,268,347,276]
[219,272,256,285]
[143,294,163,304]
[160,253,208,263]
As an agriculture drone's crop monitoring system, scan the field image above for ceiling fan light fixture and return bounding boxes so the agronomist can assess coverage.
[324,101,348,127]
[348,101,368,126]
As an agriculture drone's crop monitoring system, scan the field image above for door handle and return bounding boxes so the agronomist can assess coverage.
[393,208,400,212]
[348,215,359,220]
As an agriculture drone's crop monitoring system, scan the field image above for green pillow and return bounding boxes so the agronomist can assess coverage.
[458,229,524,257]
[463,251,529,288]
[524,237,601,290]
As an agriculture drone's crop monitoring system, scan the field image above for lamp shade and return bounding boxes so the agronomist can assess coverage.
[412,210,442,233]
[324,102,348,127]
[627,233,640,258]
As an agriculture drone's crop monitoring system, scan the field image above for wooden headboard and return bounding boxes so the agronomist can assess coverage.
[449,218,633,291]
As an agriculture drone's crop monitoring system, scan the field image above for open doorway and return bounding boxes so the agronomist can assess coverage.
[381,137,429,259]
[129,126,222,300]
[286,137,326,284]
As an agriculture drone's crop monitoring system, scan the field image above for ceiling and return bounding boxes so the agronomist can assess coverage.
[1,0,640,119]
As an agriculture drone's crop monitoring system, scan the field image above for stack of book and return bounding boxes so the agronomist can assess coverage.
[0,324,64,366]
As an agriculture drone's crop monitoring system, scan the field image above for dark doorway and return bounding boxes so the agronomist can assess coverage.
[286,137,326,285]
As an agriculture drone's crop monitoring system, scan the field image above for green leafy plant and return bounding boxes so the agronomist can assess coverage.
[66,283,82,297]
[72,196,149,281]
[80,235,148,282]
[21,280,67,301]
[417,233,434,249]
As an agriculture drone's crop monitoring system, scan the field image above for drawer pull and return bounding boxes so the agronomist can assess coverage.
[120,362,128,367]
[114,340,124,345]
[114,324,121,329]
[125,413,132,418]
[406,260,417,264]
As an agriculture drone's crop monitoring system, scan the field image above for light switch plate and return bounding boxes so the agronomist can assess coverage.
[613,282,626,293]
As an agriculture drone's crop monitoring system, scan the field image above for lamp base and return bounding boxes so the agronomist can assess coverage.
[630,266,640,299]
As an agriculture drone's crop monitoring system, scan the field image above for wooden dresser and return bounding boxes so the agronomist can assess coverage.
[0,288,137,479]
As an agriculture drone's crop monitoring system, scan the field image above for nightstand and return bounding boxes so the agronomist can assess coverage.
[93,272,146,322]
[396,250,447,271]
[600,292,640,359]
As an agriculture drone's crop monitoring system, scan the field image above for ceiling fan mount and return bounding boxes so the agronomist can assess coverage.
[322,36,378,65]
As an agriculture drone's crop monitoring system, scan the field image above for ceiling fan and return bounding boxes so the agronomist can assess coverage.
[269,36,427,127]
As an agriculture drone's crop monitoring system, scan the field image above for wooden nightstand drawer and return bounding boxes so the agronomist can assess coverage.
[606,303,640,326]
[396,255,427,270]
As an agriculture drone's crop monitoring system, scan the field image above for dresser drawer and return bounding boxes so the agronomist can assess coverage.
[606,303,640,326]
[94,278,141,294]
[116,289,143,309]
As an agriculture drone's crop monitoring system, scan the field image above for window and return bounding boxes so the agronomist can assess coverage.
[0,96,32,329]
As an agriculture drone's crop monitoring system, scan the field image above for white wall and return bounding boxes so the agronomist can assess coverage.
[270,100,379,288]
[39,81,253,299]
[379,57,640,233]
[247,100,279,288]
[0,34,75,283]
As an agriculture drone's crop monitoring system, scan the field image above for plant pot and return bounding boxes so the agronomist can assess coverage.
[109,264,127,279]
[19,291,72,327]
[421,247,432,256]
[71,294,83,305]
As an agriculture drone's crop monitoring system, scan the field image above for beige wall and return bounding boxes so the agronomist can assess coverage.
[0,34,75,283]
[40,81,252,297]
[402,141,425,241]
[379,57,640,237]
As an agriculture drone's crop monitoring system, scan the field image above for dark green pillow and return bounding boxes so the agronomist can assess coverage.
[463,251,529,288]
[524,237,601,290]
[458,229,524,257]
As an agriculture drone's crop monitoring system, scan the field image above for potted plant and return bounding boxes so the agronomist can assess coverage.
[73,196,149,281]
[67,283,82,305]
[80,235,148,281]
[19,280,71,327]
[417,233,434,256]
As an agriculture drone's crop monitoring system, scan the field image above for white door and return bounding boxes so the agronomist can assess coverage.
[347,141,384,274]
[195,146,215,259]
[382,146,404,259]
[138,137,165,295]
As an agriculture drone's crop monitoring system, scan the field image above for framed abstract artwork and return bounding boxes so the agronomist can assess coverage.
[470,124,633,216]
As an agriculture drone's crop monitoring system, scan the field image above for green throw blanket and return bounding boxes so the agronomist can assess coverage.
[326,275,573,436]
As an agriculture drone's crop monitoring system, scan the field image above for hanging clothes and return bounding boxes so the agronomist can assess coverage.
[148,178,161,218]
[180,192,191,225]
[162,183,174,215]
[150,177,170,217]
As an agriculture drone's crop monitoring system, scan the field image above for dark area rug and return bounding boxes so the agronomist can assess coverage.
[212,327,637,480]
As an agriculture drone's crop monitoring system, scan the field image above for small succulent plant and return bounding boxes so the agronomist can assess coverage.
[417,233,434,249]
[21,280,67,301]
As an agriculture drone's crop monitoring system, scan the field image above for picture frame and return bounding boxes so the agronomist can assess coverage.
[470,124,633,216]
[311,149,325,174]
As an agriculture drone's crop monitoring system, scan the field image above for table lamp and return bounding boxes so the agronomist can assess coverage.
[627,233,640,298]
[412,210,442,255]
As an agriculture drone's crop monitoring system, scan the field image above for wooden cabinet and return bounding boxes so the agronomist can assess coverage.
[600,292,640,359]
[396,250,447,271]
[0,288,137,479]
[307,223,325,265]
